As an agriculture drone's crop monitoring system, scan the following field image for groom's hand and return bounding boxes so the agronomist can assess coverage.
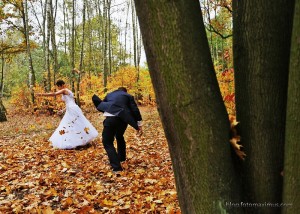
[92,94,102,108]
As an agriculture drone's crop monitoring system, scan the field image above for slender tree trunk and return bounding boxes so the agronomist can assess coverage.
[86,0,92,88]
[49,0,59,85]
[77,0,86,107]
[282,0,300,213]
[131,0,137,68]
[43,0,49,91]
[102,0,109,92]
[71,0,76,92]
[134,1,241,213]
[136,15,142,82]
[124,1,130,65]
[232,1,295,213]
[46,0,52,91]
[31,0,48,90]
[95,0,104,75]
[107,0,112,75]
[0,53,4,95]
[22,0,36,103]
[63,0,68,55]
[0,97,7,122]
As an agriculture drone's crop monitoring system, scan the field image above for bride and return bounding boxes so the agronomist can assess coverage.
[36,80,98,149]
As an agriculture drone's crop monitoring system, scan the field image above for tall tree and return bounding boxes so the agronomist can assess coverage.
[86,0,93,85]
[30,0,49,91]
[76,0,87,107]
[233,1,295,213]
[22,0,36,103]
[70,0,76,92]
[48,0,59,85]
[134,1,241,213]
[282,0,300,213]
[102,0,110,92]
[130,0,142,82]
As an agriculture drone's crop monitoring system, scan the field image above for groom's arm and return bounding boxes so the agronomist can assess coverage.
[92,94,102,108]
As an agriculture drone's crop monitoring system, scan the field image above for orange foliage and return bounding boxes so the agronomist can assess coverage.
[216,68,235,116]
[78,66,155,109]
[9,66,155,115]
[9,86,32,113]
[10,66,234,117]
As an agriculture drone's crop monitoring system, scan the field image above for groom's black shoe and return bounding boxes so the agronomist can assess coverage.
[92,94,102,108]
[112,168,123,177]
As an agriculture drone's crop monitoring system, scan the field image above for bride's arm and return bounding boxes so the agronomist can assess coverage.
[36,89,68,97]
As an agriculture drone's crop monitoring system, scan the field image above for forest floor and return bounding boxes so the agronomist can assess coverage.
[0,104,181,213]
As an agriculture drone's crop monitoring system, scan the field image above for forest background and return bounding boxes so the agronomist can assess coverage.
[0,0,234,118]
[0,0,235,213]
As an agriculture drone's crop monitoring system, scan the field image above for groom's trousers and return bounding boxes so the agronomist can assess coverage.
[102,116,128,171]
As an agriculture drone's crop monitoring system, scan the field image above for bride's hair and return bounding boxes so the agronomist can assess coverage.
[56,80,65,87]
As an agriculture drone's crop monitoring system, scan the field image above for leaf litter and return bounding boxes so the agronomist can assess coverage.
[0,107,181,213]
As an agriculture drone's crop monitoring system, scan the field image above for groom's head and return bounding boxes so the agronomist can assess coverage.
[118,87,127,92]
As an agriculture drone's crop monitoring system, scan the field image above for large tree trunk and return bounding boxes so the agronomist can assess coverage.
[282,0,300,213]
[134,1,241,213]
[232,1,295,213]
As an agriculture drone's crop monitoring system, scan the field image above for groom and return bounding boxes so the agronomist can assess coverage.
[92,87,142,172]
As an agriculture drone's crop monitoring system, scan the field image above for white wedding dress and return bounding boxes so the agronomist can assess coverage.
[49,89,98,149]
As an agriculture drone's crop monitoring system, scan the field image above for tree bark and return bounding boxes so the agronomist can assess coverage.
[49,0,59,85]
[282,0,300,213]
[0,97,7,122]
[71,0,76,92]
[232,0,295,213]
[134,1,241,213]
[103,0,109,92]
[77,0,87,107]
[22,0,36,103]
[0,53,4,95]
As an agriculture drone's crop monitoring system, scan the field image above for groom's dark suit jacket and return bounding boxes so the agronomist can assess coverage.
[92,90,142,130]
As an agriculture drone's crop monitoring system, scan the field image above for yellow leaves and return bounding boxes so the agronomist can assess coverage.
[37,206,55,214]
[59,129,65,135]
[0,163,7,170]
[46,123,54,130]
[101,199,117,207]
[84,127,90,134]
[61,161,70,168]
[61,197,73,207]
[44,188,58,197]
[144,178,158,184]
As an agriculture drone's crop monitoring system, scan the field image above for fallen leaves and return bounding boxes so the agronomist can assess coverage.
[59,130,65,135]
[229,116,246,160]
[84,127,90,134]
[0,107,181,213]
